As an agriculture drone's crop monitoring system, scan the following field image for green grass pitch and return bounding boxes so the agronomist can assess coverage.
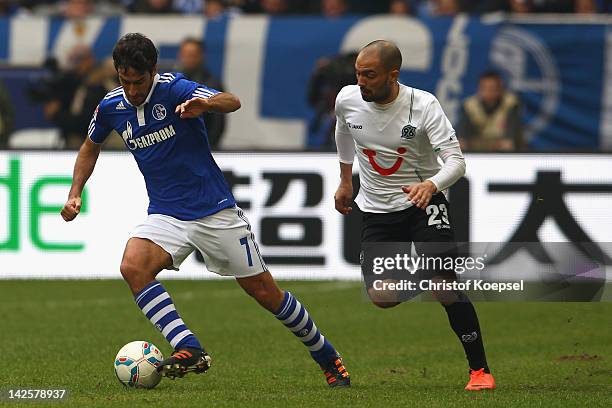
[0,280,611,407]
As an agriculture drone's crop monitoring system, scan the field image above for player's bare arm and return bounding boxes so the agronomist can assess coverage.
[334,162,353,215]
[61,137,101,222]
[175,92,241,118]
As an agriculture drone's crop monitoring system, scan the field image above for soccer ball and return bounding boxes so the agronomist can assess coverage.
[114,341,164,389]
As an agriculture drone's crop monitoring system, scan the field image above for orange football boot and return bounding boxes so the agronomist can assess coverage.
[465,368,496,390]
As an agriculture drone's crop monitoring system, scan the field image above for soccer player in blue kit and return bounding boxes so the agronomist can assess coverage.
[60,33,350,387]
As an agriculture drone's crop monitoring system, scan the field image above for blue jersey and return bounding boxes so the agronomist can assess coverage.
[88,72,236,220]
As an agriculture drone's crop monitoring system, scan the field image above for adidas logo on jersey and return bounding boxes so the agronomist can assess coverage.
[116,101,126,110]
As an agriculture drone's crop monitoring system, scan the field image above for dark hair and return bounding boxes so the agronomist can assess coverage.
[112,33,158,74]
[180,37,205,52]
[479,69,503,82]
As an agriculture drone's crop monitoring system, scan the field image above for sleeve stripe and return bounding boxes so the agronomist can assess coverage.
[87,134,104,145]
[88,103,111,143]
[193,90,216,98]
[193,94,214,99]
[196,87,217,93]
[193,90,214,96]
[87,107,97,137]
[193,93,213,99]
[104,89,123,99]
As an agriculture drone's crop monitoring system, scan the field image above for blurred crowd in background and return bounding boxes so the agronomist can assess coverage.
[307,53,524,152]
[0,0,609,151]
[0,0,610,18]
[0,38,525,152]
[0,37,226,150]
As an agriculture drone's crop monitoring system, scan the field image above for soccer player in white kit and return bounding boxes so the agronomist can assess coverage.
[334,40,495,390]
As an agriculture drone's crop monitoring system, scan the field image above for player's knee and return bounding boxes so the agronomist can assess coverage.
[367,286,400,308]
[119,260,142,283]
[433,289,464,306]
[120,261,156,295]
[371,300,400,309]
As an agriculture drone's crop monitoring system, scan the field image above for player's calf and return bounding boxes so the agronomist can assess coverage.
[274,290,351,387]
[442,292,492,382]
[133,281,207,372]
[237,273,350,387]
[237,271,284,312]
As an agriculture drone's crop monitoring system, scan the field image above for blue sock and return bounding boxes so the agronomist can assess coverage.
[134,281,202,350]
[274,291,338,366]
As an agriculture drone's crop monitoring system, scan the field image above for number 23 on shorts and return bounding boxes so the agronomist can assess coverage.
[426,203,449,226]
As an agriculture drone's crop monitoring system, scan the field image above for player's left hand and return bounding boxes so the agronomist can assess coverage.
[402,180,438,209]
[175,97,210,119]
[60,196,82,222]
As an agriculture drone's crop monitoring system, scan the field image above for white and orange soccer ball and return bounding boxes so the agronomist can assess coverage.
[114,341,164,389]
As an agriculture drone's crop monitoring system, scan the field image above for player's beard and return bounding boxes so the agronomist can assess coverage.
[361,82,393,103]
[128,94,145,106]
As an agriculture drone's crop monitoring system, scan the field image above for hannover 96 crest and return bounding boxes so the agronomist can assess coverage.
[401,124,416,140]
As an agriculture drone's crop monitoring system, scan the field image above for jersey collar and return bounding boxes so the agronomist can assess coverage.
[123,73,160,108]
[372,81,404,111]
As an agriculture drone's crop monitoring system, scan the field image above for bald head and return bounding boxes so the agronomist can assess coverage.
[354,40,401,103]
[359,40,402,72]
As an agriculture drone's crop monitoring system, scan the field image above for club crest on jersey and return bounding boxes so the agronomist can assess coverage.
[121,121,133,143]
[401,124,417,140]
[152,104,166,121]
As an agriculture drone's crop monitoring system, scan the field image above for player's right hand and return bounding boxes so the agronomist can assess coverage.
[334,184,353,215]
[175,97,209,119]
[61,196,82,222]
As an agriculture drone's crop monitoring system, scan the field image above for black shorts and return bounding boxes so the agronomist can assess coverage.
[361,193,458,279]
[362,193,454,242]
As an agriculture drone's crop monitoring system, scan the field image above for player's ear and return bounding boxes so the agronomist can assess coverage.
[151,64,158,77]
[389,69,400,83]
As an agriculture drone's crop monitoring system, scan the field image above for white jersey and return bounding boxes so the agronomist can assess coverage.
[335,83,461,213]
